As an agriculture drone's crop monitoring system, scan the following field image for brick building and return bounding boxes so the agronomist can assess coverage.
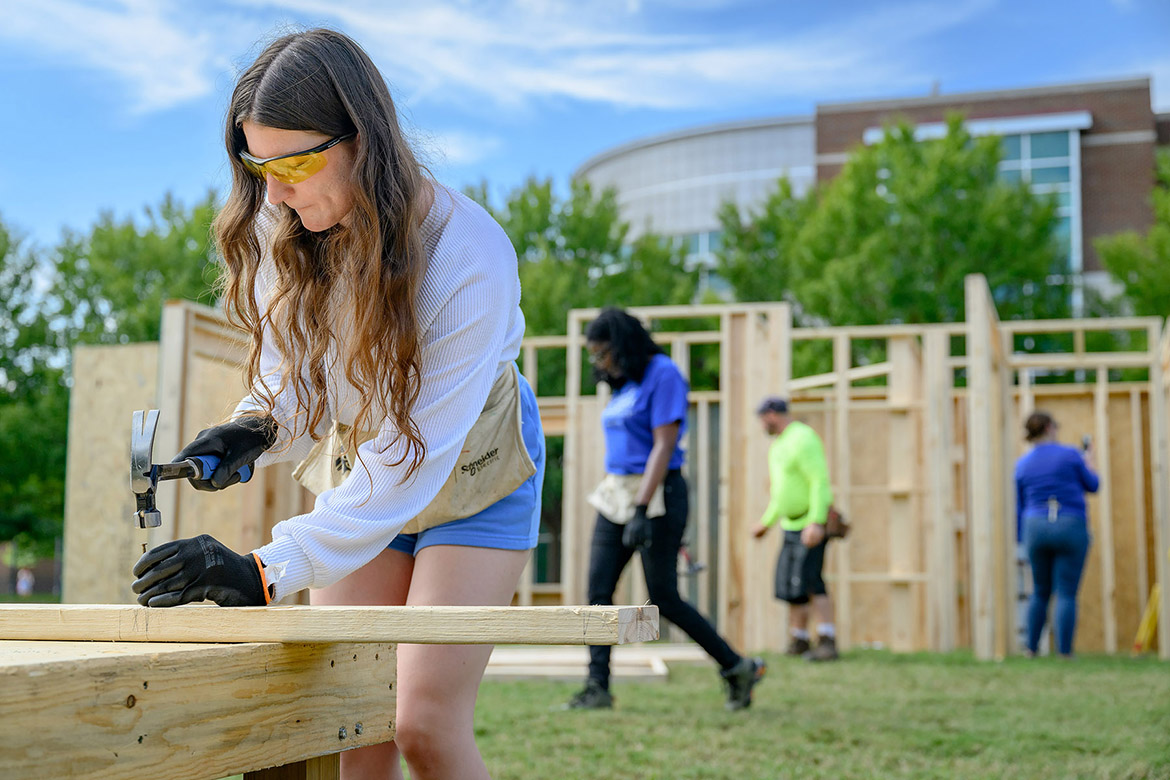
[816,78,1162,308]
[576,77,1166,306]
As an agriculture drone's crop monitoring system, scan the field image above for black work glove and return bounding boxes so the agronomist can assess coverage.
[623,505,651,550]
[174,415,277,491]
[132,534,268,607]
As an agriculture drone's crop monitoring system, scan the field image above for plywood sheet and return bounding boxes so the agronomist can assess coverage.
[63,343,160,605]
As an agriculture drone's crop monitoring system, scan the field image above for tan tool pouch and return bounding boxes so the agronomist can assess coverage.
[586,473,666,525]
[292,364,536,533]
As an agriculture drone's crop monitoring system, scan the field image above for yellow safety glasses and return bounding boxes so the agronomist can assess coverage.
[238,133,355,184]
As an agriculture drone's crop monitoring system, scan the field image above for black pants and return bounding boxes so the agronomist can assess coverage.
[586,471,741,687]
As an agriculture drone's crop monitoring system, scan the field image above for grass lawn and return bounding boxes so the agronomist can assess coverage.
[0,592,58,603]
[471,649,1170,780]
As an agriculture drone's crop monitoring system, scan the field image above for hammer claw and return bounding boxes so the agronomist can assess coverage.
[131,409,160,494]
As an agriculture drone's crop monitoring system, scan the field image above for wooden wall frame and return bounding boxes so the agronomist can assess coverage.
[63,280,1170,659]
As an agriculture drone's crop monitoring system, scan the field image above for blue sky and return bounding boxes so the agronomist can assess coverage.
[1,0,1167,249]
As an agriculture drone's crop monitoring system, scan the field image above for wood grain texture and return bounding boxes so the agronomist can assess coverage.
[62,343,160,605]
[245,755,340,780]
[0,639,394,780]
[0,604,658,645]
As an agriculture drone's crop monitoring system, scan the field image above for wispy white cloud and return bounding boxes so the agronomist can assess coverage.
[3,0,998,114]
[415,129,504,169]
[2,0,224,112]
[251,0,998,111]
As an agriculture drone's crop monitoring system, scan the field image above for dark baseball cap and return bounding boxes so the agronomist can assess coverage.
[756,397,789,415]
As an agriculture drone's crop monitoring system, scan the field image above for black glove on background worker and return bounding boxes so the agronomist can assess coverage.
[623,504,651,550]
[132,534,270,607]
[174,415,277,491]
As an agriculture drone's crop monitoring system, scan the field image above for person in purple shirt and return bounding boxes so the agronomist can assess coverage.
[566,308,765,711]
[1015,411,1100,658]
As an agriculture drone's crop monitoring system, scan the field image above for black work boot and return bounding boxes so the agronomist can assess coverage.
[567,679,613,709]
[785,636,811,656]
[807,635,839,661]
[721,656,766,711]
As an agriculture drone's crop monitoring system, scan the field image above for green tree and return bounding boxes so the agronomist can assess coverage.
[0,219,56,400]
[470,177,698,338]
[0,218,67,558]
[717,178,815,304]
[0,193,221,559]
[47,191,220,349]
[718,115,1068,326]
[1097,149,1170,317]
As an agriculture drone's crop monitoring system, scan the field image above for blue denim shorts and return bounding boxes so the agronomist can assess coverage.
[388,371,544,556]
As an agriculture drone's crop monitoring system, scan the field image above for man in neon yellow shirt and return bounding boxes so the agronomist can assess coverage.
[752,397,839,661]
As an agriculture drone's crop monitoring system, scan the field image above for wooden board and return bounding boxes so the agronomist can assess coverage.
[0,604,658,645]
[484,642,709,682]
[0,639,395,780]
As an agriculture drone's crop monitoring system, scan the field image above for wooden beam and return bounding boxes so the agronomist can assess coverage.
[716,312,735,638]
[1001,316,1161,335]
[833,334,853,649]
[1,639,394,780]
[1094,367,1117,653]
[788,361,892,392]
[570,302,784,322]
[521,334,570,348]
[561,311,585,605]
[998,326,1016,657]
[1130,388,1150,615]
[1009,352,1153,370]
[965,274,1007,661]
[521,342,538,394]
[695,397,712,617]
[887,337,922,652]
[792,322,966,340]
[924,331,956,652]
[0,604,658,645]
[1151,322,1170,660]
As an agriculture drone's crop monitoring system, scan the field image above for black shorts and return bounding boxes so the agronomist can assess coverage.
[774,529,828,604]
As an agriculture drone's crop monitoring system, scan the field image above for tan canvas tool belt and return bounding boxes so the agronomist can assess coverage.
[587,473,666,525]
[292,364,536,534]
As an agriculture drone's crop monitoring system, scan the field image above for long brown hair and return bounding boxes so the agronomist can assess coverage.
[214,29,427,478]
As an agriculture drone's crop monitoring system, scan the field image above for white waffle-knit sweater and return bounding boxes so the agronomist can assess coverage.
[236,184,524,601]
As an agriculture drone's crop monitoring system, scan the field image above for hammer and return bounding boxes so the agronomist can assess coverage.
[130,409,254,529]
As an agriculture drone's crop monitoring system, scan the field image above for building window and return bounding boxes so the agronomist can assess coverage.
[673,231,726,266]
[997,130,1080,282]
[863,112,1090,314]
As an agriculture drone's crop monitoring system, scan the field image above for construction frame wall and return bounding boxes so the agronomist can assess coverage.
[63,276,1170,659]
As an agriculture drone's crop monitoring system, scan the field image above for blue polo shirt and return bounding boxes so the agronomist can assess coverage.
[601,353,688,475]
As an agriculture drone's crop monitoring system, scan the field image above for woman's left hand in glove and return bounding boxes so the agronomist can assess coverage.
[622,505,652,550]
[132,534,269,607]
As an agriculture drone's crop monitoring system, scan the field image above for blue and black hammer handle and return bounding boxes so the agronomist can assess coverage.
[154,456,253,484]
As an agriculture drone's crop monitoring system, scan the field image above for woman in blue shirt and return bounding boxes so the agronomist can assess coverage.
[567,308,765,711]
[1015,411,1099,657]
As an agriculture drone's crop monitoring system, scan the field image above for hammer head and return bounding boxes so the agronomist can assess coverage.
[131,409,162,528]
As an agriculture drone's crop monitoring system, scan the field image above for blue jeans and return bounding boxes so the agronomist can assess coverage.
[1023,513,1090,655]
